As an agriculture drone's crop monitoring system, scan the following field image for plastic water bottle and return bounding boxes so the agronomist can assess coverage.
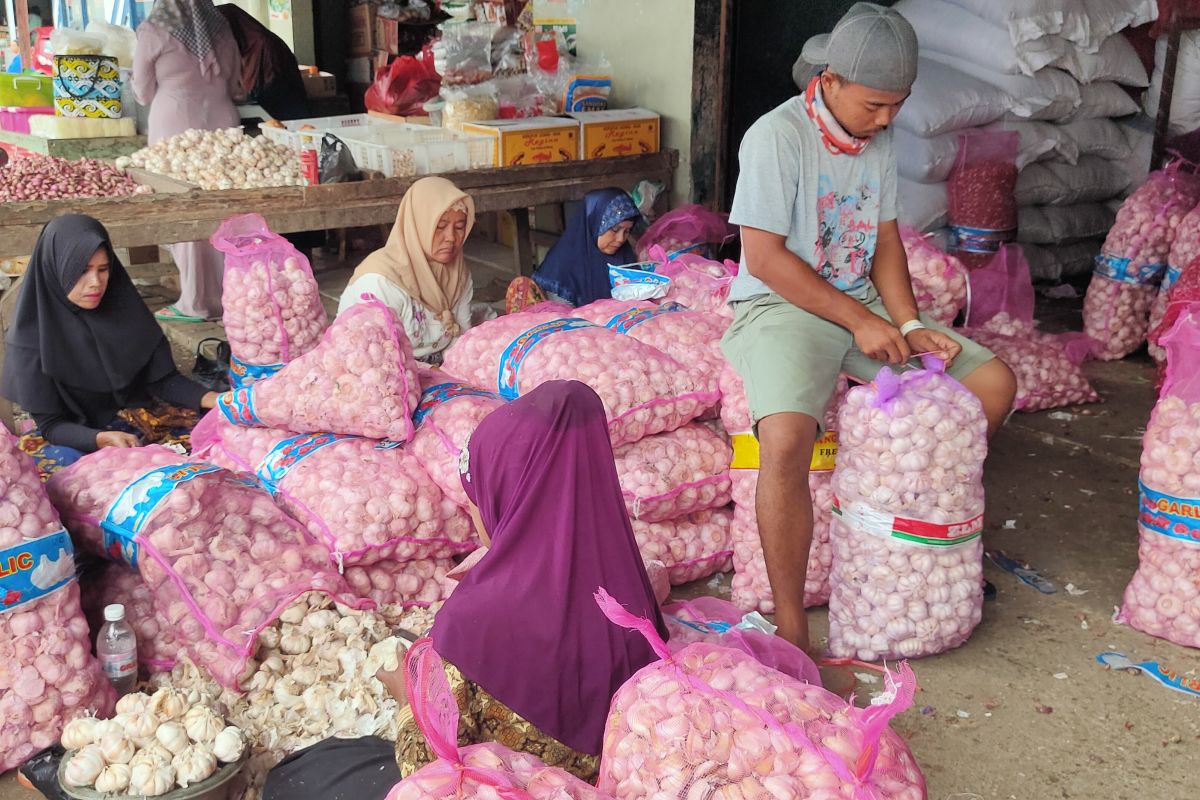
[97,603,137,696]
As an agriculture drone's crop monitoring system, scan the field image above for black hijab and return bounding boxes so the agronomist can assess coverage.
[2,215,175,417]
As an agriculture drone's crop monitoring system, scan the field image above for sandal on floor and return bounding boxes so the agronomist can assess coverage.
[155,305,206,324]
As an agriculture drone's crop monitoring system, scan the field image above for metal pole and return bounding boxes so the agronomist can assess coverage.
[1152,24,1183,171]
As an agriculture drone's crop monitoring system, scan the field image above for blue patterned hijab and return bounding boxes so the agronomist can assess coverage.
[533,188,641,307]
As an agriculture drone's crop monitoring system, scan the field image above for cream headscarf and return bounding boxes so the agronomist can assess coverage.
[352,177,476,336]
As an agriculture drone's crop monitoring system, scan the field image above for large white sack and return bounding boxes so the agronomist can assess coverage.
[1052,32,1149,86]
[1022,240,1103,281]
[1058,118,1133,160]
[898,178,948,232]
[1146,32,1200,137]
[939,0,1090,49]
[895,0,1071,75]
[1015,156,1129,206]
[1018,203,1116,244]
[894,58,1007,138]
[897,121,1072,184]
[926,53,1081,120]
[1064,81,1140,121]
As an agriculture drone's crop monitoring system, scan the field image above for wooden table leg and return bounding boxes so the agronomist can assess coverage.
[513,207,534,277]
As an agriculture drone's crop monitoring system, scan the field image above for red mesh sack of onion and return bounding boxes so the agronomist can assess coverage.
[0,428,114,772]
[829,358,987,661]
[594,588,926,800]
[1119,308,1200,648]
[900,226,968,326]
[631,508,733,586]
[190,413,475,568]
[384,637,615,800]
[947,130,1019,269]
[216,297,420,442]
[411,367,506,509]
[46,446,369,689]
[1083,164,1200,360]
[212,214,328,388]
[574,299,730,395]
[613,423,731,522]
[80,562,180,675]
[442,312,718,447]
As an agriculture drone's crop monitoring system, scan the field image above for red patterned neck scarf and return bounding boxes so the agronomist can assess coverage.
[804,75,869,157]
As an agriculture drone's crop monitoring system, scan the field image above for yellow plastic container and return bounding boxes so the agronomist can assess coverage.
[0,73,55,108]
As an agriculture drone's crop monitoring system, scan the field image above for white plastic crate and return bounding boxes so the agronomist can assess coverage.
[259,113,381,151]
[339,124,496,177]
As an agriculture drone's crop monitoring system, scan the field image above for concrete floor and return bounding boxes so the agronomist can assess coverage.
[2,262,1197,799]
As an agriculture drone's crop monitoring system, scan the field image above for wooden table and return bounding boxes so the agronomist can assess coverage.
[0,152,679,269]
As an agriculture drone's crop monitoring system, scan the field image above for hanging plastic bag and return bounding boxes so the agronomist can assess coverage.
[364,50,441,117]
[947,130,1019,269]
[433,21,494,85]
[636,204,735,262]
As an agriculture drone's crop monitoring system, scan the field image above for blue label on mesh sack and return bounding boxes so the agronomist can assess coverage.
[228,355,284,390]
[1094,254,1167,286]
[496,318,596,400]
[609,265,670,290]
[0,531,75,613]
[950,225,1017,255]
[1138,481,1200,544]
[604,302,688,334]
[217,387,262,426]
[257,433,357,494]
[1163,265,1183,293]
[413,383,504,426]
[102,463,223,567]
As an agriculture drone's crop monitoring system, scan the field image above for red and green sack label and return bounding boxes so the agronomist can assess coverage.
[833,495,983,548]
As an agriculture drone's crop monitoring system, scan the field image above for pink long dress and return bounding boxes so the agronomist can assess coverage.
[133,22,241,319]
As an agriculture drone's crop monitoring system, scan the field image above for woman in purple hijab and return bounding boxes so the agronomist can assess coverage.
[262,381,666,798]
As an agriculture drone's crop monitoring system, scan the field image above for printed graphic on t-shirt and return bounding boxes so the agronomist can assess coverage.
[813,174,880,293]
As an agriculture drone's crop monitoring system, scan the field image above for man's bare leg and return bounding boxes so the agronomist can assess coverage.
[756,411,819,653]
[960,358,1018,437]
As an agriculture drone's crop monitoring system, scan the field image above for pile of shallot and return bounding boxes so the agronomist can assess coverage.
[0,154,148,203]
[442,312,718,446]
[0,428,113,772]
[829,359,987,660]
[117,128,302,190]
[901,226,968,326]
[217,299,421,443]
[596,590,926,800]
[61,688,246,796]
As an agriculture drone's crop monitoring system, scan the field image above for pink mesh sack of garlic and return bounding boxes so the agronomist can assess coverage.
[211,213,328,388]
[80,562,179,674]
[829,358,987,661]
[191,413,475,567]
[46,446,369,689]
[1148,258,1200,393]
[411,367,506,508]
[216,297,421,442]
[958,322,1099,413]
[1083,164,1200,361]
[344,557,456,612]
[721,363,841,612]
[900,226,968,327]
[1149,206,1200,362]
[574,299,729,395]
[613,423,732,522]
[594,588,926,800]
[635,204,735,262]
[632,508,733,586]
[384,637,615,800]
[0,428,114,772]
[1119,308,1200,648]
[660,596,822,685]
[442,312,718,447]
[651,250,738,319]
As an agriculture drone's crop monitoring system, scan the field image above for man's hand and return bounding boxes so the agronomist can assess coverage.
[96,431,141,449]
[853,315,911,365]
[905,327,961,367]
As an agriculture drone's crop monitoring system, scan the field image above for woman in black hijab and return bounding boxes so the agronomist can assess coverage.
[2,215,222,454]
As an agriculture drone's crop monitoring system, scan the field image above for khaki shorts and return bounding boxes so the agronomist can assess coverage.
[721,289,995,431]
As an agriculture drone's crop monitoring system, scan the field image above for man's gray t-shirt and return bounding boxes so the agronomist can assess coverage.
[727,96,898,302]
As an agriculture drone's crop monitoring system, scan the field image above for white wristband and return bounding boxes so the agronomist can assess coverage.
[899,320,926,337]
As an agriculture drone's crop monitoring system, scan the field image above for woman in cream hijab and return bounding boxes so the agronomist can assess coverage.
[338,177,475,361]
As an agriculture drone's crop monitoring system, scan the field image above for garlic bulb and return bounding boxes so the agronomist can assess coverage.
[98,730,136,765]
[115,692,149,716]
[183,705,224,744]
[173,743,218,788]
[60,716,100,750]
[63,745,106,787]
[94,763,132,794]
[212,726,246,763]
[91,718,122,742]
[149,686,188,721]
[124,709,162,743]
[156,721,189,754]
[129,760,175,797]
[130,743,174,769]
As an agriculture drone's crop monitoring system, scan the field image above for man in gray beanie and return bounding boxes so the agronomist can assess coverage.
[721,3,1015,653]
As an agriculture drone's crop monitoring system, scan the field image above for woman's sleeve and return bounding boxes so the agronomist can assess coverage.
[33,412,101,453]
[219,32,246,102]
[146,371,208,412]
[132,24,162,106]
[393,663,480,776]
[453,275,474,334]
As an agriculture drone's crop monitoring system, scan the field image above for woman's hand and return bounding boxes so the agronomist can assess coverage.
[97,431,141,449]
[200,392,226,410]
[374,642,409,705]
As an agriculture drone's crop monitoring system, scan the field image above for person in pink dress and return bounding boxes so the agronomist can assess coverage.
[134,0,243,323]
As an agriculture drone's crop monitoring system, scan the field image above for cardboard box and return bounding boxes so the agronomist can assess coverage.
[367,110,431,125]
[461,118,579,167]
[346,56,372,86]
[300,67,336,99]
[568,108,660,160]
[374,16,399,56]
[348,3,375,56]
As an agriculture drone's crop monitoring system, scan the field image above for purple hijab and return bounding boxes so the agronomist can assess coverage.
[430,380,667,756]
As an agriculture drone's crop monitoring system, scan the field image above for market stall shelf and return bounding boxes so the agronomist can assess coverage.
[0,128,147,161]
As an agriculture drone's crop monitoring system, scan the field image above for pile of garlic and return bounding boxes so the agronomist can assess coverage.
[116,128,302,191]
[60,687,246,796]
[150,593,435,800]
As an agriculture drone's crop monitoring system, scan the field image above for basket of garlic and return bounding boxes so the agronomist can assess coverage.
[58,688,247,800]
